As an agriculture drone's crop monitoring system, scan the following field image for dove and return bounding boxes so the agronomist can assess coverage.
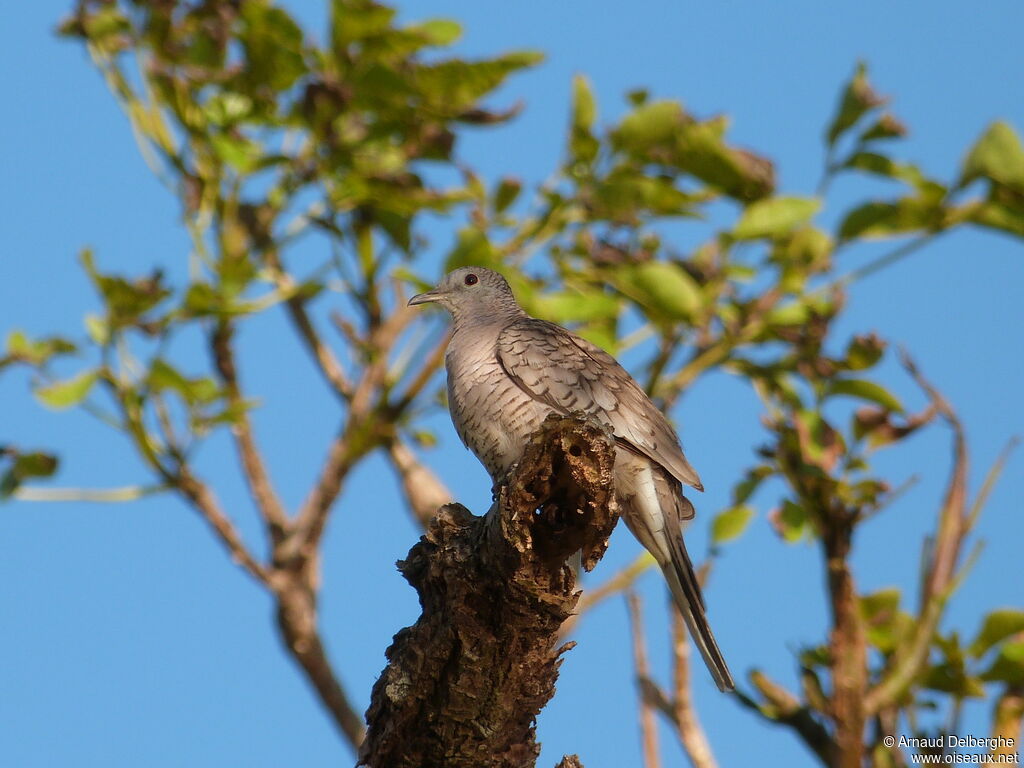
[409,266,733,692]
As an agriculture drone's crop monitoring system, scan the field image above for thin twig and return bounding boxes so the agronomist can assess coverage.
[865,351,969,714]
[559,553,655,639]
[211,322,290,542]
[735,672,836,765]
[671,607,718,768]
[386,438,452,528]
[13,484,166,502]
[176,467,270,585]
[626,592,662,768]
[266,251,352,400]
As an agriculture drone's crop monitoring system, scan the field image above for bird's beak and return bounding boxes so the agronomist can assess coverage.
[408,289,443,306]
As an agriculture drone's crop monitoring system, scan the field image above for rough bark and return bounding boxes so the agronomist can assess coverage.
[359,414,619,768]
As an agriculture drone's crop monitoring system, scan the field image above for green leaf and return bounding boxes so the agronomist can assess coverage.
[826,62,885,146]
[5,331,76,366]
[35,370,98,410]
[80,250,170,326]
[613,100,686,153]
[772,499,808,542]
[531,290,620,324]
[858,113,906,143]
[826,379,903,413]
[445,227,497,271]
[733,465,773,504]
[844,152,938,192]
[844,334,886,371]
[239,2,306,92]
[765,300,811,326]
[711,504,755,544]
[969,609,1024,658]
[575,319,619,355]
[590,171,698,222]
[859,588,904,652]
[968,198,1024,237]
[331,0,396,47]
[0,449,59,499]
[734,196,821,240]
[569,75,599,164]
[493,177,522,214]
[924,662,986,697]
[84,314,110,345]
[961,121,1024,192]
[980,641,1024,685]
[676,120,775,201]
[859,587,901,620]
[149,360,219,405]
[13,452,59,479]
[416,19,461,46]
[615,261,703,321]
[838,197,941,240]
[416,52,544,114]
[211,133,261,173]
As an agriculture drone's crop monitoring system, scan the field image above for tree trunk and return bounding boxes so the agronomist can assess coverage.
[359,415,619,768]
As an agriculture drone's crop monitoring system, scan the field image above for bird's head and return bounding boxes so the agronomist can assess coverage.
[408,266,521,322]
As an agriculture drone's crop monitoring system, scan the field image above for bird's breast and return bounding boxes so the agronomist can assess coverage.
[445,329,549,480]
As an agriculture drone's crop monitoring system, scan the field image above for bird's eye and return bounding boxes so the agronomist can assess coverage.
[464,274,479,286]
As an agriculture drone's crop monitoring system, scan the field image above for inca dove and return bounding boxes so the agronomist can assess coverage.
[409,266,734,692]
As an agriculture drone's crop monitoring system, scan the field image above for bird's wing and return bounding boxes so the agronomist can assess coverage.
[495,317,702,492]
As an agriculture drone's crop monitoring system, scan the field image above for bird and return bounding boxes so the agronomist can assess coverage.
[408,265,734,692]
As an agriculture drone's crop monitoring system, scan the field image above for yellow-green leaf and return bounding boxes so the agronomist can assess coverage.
[826,62,885,146]
[962,121,1024,192]
[616,261,702,321]
[970,609,1024,658]
[711,504,755,544]
[827,378,903,413]
[734,196,820,240]
[35,370,98,410]
[417,19,461,46]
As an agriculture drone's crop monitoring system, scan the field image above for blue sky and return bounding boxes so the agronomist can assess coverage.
[1,2,1022,767]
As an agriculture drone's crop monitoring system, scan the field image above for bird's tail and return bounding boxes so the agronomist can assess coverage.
[619,458,734,692]
[661,529,735,692]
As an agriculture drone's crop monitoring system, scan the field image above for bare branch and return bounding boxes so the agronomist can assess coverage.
[865,352,970,714]
[671,607,718,768]
[559,553,655,639]
[626,592,662,768]
[211,322,290,542]
[175,467,270,586]
[386,438,452,528]
[265,252,352,400]
[390,329,451,415]
[274,574,366,750]
[735,671,836,766]
[13,484,165,502]
[287,425,354,564]
[291,287,418,558]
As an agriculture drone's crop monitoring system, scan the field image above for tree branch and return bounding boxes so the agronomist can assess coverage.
[626,592,662,768]
[359,415,620,768]
[175,467,270,586]
[211,321,289,542]
[735,671,836,766]
[386,438,453,528]
[265,251,352,401]
[865,352,969,714]
[273,570,367,749]
[671,606,718,768]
